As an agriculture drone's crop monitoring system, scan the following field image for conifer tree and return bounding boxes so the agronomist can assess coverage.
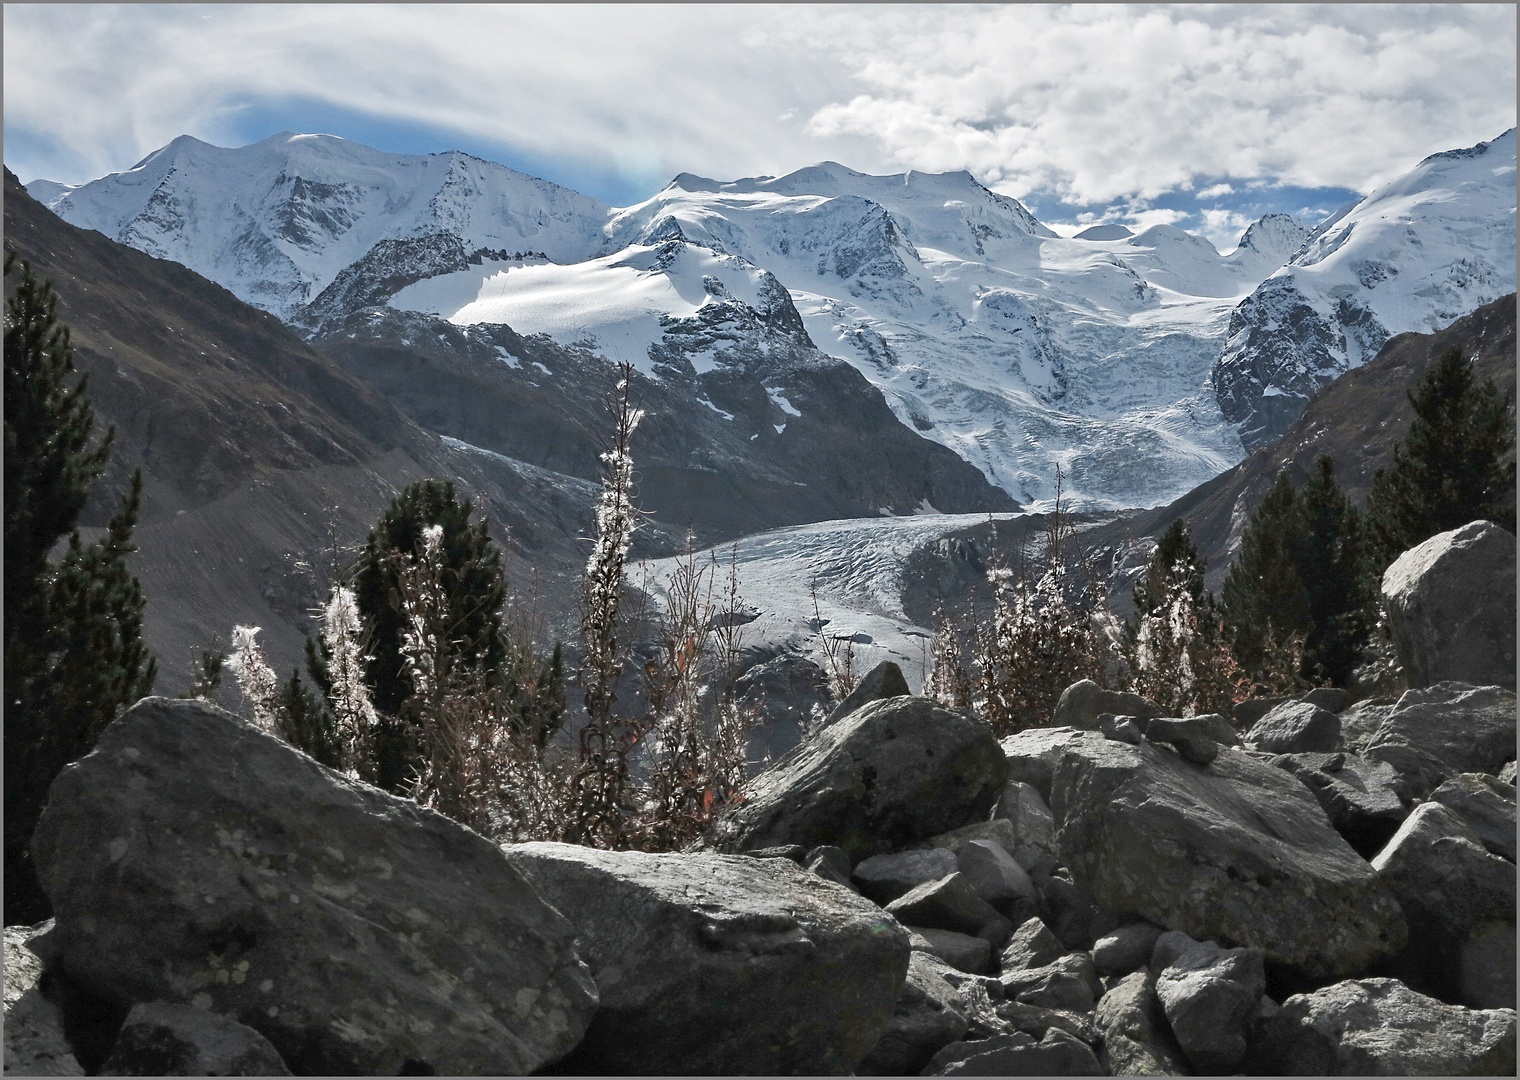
[1125,518,1207,648]
[1221,473,1310,677]
[1290,456,1372,685]
[345,479,507,790]
[1365,344,1516,568]
[4,253,155,922]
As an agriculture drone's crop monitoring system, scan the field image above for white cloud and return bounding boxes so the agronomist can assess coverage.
[1199,208,1257,252]
[1198,183,1236,200]
[3,3,1514,211]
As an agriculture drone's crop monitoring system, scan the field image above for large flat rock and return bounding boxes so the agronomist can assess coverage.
[1031,728,1406,977]
[716,696,1006,862]
[30,697,597,1076]
[502,842,910,1075]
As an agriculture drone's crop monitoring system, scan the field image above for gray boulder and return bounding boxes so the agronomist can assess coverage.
[1253,978,1516,1076]
[1245,700,1342,753]
[1093,971,1189,1077]
[1371,801,1516,1009]
[1155,935,1267,1074]
[1099,713,1145,744]
[824,659,912,724]
[1001,917,1066,972]
[909,929,995,975]
[1092,921,1166,978]
[1047,729,1407,977]
[853,849,959,906]
[856,952,970,1076]
[805,845,859,892]
[1268,751,1407,858]
[1302,686,1350,712]
[994,999,1092,1043]
[1035,869,1115,951]
[3,924,83,1076]
[920,1028,1103,1076]
[886,873,1012,945]
[954,839,1038,912]
[29,698,597,1076]
[98,1002,290,1076]
[1143,715,1219,764]
[1000,727,1088,805]
[503,842,909,1075]
[1430,772,1517,862]
[1051,680,1162,731]
[1000,953,1103,1013]
[717,696,1007,862]
[735,653,834,774]
[991,781,1059,868]
[922,817,1020,857]
[1381,520,1517,690]
[1234,694,1293,728]
[1362,682,1518,800]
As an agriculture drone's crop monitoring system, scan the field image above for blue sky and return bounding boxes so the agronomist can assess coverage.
[5,4,1514,250]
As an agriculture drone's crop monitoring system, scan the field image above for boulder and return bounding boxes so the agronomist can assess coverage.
[1001,917,1065,972]
[742,844,808,863]
[1233,694,1293,728]
[805,845,858,892]
[994,999,1091,1043]
[98,1002,290,1076]
[503,842,909,1075]
[853,849,959,906]
[855,952,970,1076]
[1000,727,1087,805]
[29,698,597,1076]
[1336,699,1397,751]
[1093,971,1190,1077]
[1099,713,1144,744]
[1371,801,1516,1009]
[1092,921,1166,978]
[1381,520,1517,690]
[1192,711,1243,745]
[885,874,1011,946]
[1046,729,1407,977]
[1154,935,1267,1074]
[1503,760,1517,785]
[1051,680,1162,731]
[717,697,1007,862]
[953,839,1038,912]
[1430,772,1517,862]
[3,923,83,1076]
[1362,683,1517,800]
[990,782,1059,868]
[1034,870,1114,951]
[999,953,1103,1013]
[1245,700,1342,753]
[1268,751,1407,858]
[1142,715,1219,764]
[909,929,995,975]
[1302,686,1350,712]
[735,653,834,775]
[920,1027,1103,1076]
[824,660,912,724]
[1252,978,1517,1076]
[922,817,1020,857]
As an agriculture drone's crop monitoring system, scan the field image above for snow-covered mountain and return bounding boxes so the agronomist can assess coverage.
[30,129,1515,509]
[31,132,610,320]
[1214,128,1517,449]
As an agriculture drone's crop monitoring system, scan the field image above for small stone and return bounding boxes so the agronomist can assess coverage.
[1092,921,1166,977]
[885,873,1011,944]
[853,849,959,906]
[1001,916,1064,972]
[908,928,995,975]
[98,1001,291,1076]
[1000,953,1103,1013]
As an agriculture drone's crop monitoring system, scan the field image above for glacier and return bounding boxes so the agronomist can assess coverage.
[31,129,1517,511]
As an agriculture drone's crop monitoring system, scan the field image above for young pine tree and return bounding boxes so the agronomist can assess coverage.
[1364,344,1516,569]
[4,254,156,922]
[1290,456,1373,687]
[346,479,509,791]
[1124,518,1207,653]
[1220,473,1310,681]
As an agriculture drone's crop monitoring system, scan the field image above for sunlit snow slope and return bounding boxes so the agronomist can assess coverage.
[1215,129,1518,450]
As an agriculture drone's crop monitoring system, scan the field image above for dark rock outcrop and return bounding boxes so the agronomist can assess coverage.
[716,696,1007,862]
[501,841,909,1075]
[30,698,597,1076]
[1381,521,1517,690]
